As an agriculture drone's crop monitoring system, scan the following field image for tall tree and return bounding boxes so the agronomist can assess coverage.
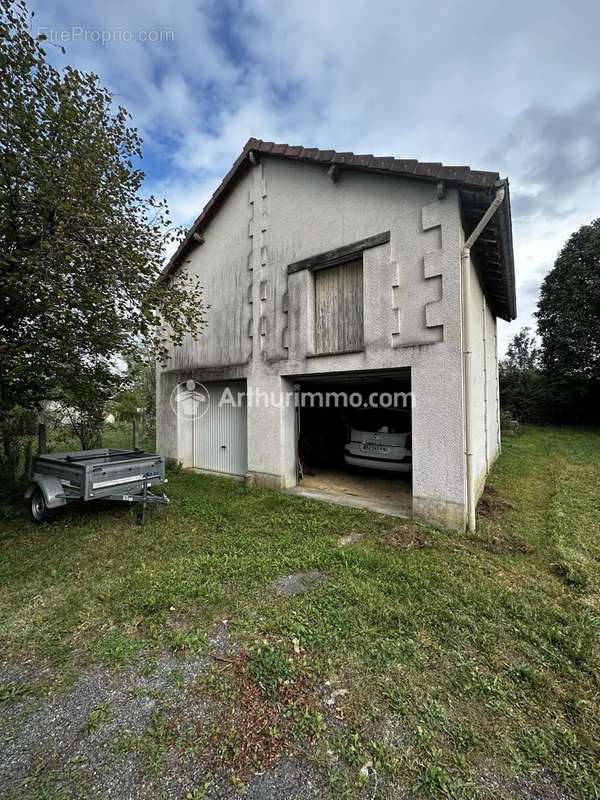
[503,327,540,371]
[536,219,600,381]
[499,327,544,423]
[0,0,205,419]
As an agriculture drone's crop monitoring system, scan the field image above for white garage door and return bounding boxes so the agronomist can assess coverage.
[193,381,247,476]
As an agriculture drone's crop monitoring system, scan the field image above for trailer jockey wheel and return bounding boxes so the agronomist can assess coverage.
[30,488,57,524]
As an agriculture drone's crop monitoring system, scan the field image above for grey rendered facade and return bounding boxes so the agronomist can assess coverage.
[157,139,516,531]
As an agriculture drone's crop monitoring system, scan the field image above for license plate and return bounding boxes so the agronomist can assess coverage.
[362,443,390,454]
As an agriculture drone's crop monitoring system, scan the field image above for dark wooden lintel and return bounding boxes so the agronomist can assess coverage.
[287,231,391,275]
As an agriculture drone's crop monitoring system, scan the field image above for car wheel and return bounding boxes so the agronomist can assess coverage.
[30,488,57,524]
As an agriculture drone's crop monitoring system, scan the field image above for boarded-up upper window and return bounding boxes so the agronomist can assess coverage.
[315,258,364,354]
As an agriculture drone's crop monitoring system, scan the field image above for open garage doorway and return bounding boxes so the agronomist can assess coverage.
[291,368,412,518]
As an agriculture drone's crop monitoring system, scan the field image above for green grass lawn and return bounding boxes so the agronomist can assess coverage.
[1,426,599,798]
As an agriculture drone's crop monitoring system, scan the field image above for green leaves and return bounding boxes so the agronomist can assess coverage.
[537,218,600,382]
[501,218,600,425]
[0,0,206,417]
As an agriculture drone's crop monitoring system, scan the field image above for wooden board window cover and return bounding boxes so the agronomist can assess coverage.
[315,258,364,354]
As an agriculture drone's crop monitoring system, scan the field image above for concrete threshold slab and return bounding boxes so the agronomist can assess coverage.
[285,486,412,519]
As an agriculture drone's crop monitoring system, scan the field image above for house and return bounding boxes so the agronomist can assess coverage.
[157,138,516,531]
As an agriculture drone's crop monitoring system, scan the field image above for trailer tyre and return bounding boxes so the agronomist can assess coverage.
[30,488,57,524]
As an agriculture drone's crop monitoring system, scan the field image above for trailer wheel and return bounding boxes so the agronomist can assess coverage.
[30,488,57,524]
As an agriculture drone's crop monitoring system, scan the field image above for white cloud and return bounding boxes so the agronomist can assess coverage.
[29,0,600,353]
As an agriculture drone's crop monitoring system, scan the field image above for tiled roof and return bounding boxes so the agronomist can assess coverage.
[166,138,516,320]
[246,138,500,188]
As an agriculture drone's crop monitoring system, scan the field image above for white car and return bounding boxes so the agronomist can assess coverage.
[344,411,412,473]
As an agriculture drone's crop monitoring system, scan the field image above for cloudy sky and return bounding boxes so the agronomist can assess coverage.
[31,0,600,353]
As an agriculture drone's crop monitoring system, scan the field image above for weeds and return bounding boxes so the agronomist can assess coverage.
[84,702,111,734]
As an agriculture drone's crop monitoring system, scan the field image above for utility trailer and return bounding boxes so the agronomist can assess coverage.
[25,449,169,524]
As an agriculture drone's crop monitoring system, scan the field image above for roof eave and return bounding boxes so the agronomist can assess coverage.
[497,180,517,321]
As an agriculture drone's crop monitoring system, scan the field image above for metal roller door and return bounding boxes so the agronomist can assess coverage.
[193,381,247,476]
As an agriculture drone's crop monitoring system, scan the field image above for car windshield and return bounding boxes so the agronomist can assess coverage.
[350,410,410,434]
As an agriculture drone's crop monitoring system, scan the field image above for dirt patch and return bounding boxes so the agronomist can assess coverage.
[474,488,533,555]
[270,571,325,598]
[190,638,328,790]
[208,656,306,778]
[477,486,515,520]
[385,524,432,550]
